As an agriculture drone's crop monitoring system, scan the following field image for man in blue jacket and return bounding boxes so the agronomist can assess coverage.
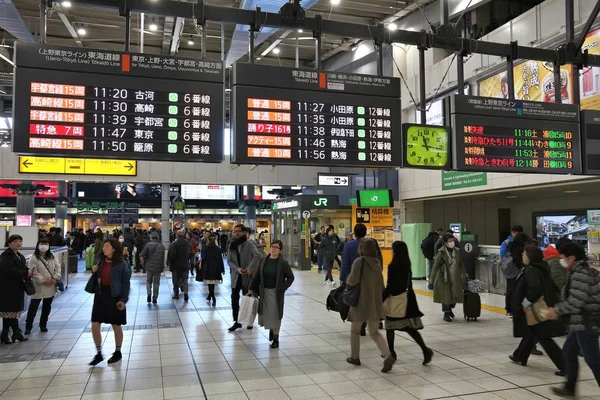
[340,224,367,284]
[500,225,523,258]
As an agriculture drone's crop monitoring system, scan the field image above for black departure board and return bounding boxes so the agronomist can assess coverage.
[581,110,600,174]
[231,64,402,167]
[13,43,224,162]
[451,95,582,174]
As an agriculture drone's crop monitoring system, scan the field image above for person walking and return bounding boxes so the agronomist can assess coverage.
[319,227,339,286]
[506,232,530,317]
[89,239,131,366]
[186,231,198,277]
[140,232,165,304]
[168,230,191,301]
[421,228,443,290]
[25,239,61,334]
[314,226,326,274]
[547,242,600,397]
[249,240,295,348]
[384,241,434,365]
[431,233,467,322]
[0,235,33,344]
[509,246,565,374]
[227,224,261,332]
[346,238,395,373]
[200,233,225,307]
[545,237,572,293]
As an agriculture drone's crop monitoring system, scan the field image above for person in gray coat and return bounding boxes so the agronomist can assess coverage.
[140,232,165,304]
[167,230,190,301]
[227,224,261,332]
[319,227,339,286]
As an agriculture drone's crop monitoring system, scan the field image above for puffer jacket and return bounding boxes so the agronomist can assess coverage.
[140,237,165,274]
[556,261,600,333]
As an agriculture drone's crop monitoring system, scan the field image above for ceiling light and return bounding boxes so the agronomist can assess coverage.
[330,0,340,4]
[298,29,303,33]
[0,143,9,148]
[61,1,72,7]
[188,40,194,45]
[149,23,158,31]
[256,57,262,61]
[564,190,580,194]
[273,48,280,55]
[77,27,86,36]
[388,23,398,31]
[505,195,518,199]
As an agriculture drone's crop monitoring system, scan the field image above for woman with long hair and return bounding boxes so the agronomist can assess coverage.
[25,239,62,334]
[0,235,33,344]
[201,233,225,306]
[250,240,295,348]
[89,238,131,366]
[384,241,434,364]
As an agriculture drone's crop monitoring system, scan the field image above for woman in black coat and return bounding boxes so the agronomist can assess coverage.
[383,241,433,365]
[200,234,225,306]
[509,246,565,374]
[0,235,34,344]
[506,232,530,316]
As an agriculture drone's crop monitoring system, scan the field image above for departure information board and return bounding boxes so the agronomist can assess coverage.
[231,64,401,167]
[13,43,224,162]
[451,95,582,174]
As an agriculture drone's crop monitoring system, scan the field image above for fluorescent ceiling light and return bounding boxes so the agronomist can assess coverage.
[330,0,340,4]
[0,143,8,148]
[273,48,280,55]
[256,57,262,61]
[149,23,158,31]
[188,40,194,45]
[298,29,303,33]
[61,1,72,7]
[77,27,86,35]
[388,23,398,31]
[564,190,580,194]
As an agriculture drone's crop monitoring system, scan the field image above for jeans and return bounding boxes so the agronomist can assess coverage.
[324,258,334,282]
[513,336,564,371]
[171,270,188,295]
[350,320,389,359]
[563,331,600,394]
[25,297,54,329]
[427,258,434,281]
[442,304,456,313]
[146,271,161,299]
[317,249,325,272]
[231,275,248,323]
[189,254,196,274]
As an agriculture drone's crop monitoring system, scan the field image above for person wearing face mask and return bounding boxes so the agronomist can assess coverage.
[546,242,600,397]
[544,237,572,293]
[25,239,62,335]
[431,233,467,322]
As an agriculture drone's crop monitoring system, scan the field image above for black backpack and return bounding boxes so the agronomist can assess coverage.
[421,235,436,259]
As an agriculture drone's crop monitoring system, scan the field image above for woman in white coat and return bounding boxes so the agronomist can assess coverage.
[25,239,61,334]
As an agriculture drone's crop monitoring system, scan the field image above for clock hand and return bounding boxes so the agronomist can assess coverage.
[422,137,430,151]
[428,145,445,150]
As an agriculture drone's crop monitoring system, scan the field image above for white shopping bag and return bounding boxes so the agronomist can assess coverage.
[238,295,258,326]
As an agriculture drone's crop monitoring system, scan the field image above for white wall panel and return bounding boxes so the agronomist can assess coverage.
[540,0,567,41]
[511,10,538,46]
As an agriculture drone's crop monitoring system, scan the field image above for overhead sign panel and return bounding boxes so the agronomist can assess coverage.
[231,64,402,168]
[13,43,224,163]
[181,184,236,200]
[451,95,582,174]
[318,174,350,187]
[19,156,137,176]
[581,110,600,174]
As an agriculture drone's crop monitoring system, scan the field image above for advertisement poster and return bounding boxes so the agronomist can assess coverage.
[441,171,487,191]
[76,183,165,199]
[478,62,573,104]
[580,27,600,110]
[0,181,58,198]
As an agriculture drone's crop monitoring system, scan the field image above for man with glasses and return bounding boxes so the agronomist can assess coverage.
[228,224,261,332]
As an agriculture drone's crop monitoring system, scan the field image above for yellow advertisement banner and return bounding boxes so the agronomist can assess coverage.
[479,61,573,104]
[581,27,600,110]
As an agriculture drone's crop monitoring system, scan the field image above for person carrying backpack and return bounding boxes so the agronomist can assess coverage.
[421,228,443,290]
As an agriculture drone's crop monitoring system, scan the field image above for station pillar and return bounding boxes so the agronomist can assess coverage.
[245,185,257,233]
[161,184,170,248]
[55,181,68,232]
[16,181,36,226]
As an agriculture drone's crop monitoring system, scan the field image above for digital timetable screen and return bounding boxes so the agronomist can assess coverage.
[13,43,224,162]
[231,63,402,167]
[451,95,582,174]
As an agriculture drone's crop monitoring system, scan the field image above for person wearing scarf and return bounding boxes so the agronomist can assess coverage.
[431,233,467,322]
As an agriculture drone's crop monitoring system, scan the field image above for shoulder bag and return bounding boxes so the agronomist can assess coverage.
[39,257,64,292]
[499,254,520,279]
[85,263,99,294]
[383,273,411,318]
[343,259,364,307]
[525,296,550,326]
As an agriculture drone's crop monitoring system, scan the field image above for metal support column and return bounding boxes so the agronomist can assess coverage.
[39,0,47,44]
[418,46,426,123]
[440,0,450,26]
[245,185,257,234]
[554,62,562,104]
[457,54,465,94]
[221,23,225,61]
[201,21,207,59]
[295,30,299,68]
[314,14,322,70]
[377,43,384,76]
[16,182,36,227]
[55,182,68,233]
[161,183,171,254]
[124,12,131,52]
[566,0,580,105]
[248,27,255,63]
[506,58,515,99]
[140,13,145,52]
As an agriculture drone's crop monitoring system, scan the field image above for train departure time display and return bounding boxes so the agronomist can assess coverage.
[13,43,224,162]
[451,95,582,174]
[231,64,402,167]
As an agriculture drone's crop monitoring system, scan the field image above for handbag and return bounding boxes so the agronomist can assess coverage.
[499,255,520,279]
[343,259,364,307]
[39,257,64,292]
[383,272,412,318]
[23,277,36,296]
[238,294,258,326]
[85,273,98,294]
[525,296,550,326]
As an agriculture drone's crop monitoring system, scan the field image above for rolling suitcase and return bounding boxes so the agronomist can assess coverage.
[463,291,481,321]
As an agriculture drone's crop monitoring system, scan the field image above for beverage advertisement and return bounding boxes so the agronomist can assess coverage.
[580,27,600,110]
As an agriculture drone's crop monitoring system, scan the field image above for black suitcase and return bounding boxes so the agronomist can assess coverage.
[463,291,481,321]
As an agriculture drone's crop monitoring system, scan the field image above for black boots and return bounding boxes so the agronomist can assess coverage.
[270,334,279,349]
[89,352,104,366]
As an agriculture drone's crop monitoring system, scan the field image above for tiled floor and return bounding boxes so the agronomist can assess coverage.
[0,260,598,400]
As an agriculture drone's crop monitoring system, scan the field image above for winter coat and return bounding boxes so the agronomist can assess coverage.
[500,234,513,258]
[0,250,29,312]
[347,256,385,322]
[140,239,165,274]
[543,246,566,291]
[434,236,460,254]
[556,261,600,333]
[383,259,424,321]
[201,245,225,281]
[250,256,295,320]
[167,238,190,273]
[512,261,566,339]
[227,237,261,289]
[29,254,61,300]
[431,246,466,305]
[319,235,339,261]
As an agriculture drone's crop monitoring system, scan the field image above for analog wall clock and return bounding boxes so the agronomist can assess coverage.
[402,124,451,169]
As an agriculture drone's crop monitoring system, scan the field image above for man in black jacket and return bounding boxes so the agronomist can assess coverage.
[168,230,191,301]
[123,228,135,266]
[421,228,443,290]
[50,228,66,247]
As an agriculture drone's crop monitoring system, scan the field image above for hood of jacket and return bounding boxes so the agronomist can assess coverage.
[528,260,550,275]
[543,245,560,260]
[361,255,382,272]
[427,231,439,238]
[150,232,159,241]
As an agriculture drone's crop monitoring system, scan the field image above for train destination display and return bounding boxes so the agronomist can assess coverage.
[451,95,582,174]
[13,43,224,163]
[231,64,402,167]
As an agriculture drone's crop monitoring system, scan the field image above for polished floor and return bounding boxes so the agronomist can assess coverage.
[0,260,598,400]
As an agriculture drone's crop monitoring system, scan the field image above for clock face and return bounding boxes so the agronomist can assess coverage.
[405,125,449,168]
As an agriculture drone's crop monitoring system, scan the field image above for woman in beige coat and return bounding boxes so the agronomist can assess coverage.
[25,239,62,334]
[346,238,395,373]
